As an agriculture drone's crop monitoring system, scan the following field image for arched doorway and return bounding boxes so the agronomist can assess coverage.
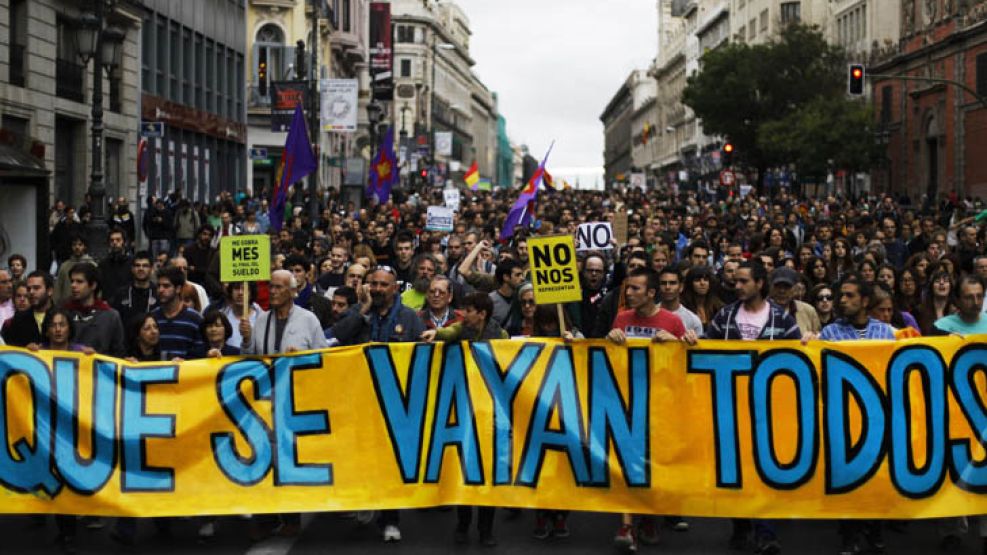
[923,111,941,201]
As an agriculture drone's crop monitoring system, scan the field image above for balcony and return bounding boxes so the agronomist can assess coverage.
[9,43,25,87]
[56,59,85,102]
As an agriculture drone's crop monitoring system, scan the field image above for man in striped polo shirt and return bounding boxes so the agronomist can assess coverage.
[150,265,205,360]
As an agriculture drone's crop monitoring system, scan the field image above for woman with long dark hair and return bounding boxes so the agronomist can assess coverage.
[830,238,855,280]
[681,266,724,331]
[914,269,956,335]
[805,256,831,288]
[809,284,836,328]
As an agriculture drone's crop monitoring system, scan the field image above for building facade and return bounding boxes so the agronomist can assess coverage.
[0,0,142,213]
[871,4,987,199]
[600,73,635,185]
[140,0,247,203]
[391,0,499,185]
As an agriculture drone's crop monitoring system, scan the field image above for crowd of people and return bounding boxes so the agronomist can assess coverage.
[2,183,987,554]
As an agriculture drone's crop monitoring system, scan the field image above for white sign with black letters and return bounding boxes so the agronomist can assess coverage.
[443,188,461,211]
[576,222,614,251]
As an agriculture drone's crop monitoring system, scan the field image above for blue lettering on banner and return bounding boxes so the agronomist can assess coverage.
[471,342,542,485]
[53,358,118,495]
[366,344,434,483]
[0,352,61,496]
[587,347,650,487]
[272,354,332,486]
[425,343,483,484]
[211,359,274,486]
[947,345,987,493]
[120,365,178,492]
[516,346,590,487]
[887,346,948,499]
[687,351,754,488]
[822,351,886,494]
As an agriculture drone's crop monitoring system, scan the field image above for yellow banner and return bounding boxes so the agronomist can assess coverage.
[0,337,985,518]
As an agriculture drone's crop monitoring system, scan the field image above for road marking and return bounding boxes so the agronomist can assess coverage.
[244,513,314,555]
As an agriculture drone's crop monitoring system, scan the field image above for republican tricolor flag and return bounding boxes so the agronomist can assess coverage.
[499,142,553,241]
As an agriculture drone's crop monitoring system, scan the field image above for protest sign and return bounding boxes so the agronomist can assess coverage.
[426,206,455,232]
[219,235,271,282]
[576,222,614,251]
[1,336,986,518]
[443,188,461,211]
[528,235,581,304]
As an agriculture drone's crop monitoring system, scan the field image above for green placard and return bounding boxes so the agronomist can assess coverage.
[220,235,271,282]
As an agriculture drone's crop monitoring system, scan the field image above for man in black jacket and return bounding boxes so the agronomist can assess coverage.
[99,229,132,301]
[1,270,53,346]
[110,251,158,331]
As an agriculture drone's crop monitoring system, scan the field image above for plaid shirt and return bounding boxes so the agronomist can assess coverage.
[820,318,895,341]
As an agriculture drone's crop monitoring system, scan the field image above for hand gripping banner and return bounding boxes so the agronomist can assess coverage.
[0,337,985,518]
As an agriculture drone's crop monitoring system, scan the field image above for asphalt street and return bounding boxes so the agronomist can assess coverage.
[0,510,982,554]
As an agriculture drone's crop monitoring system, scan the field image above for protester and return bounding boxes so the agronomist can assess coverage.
[63,262,126,357]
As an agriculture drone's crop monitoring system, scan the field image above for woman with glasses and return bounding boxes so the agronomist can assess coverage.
[506,283,536,337]
[809,284,836,328]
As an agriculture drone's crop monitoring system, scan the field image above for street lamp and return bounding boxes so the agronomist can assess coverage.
[75,2,126,259]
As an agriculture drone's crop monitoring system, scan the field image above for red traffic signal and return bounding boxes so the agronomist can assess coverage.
[721,142,734,165]
[848,64,865,95]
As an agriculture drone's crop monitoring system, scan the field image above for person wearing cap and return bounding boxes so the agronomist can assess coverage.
[768,266,821,337]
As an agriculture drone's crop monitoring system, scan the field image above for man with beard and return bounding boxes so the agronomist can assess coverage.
[99,229,132,300]
[184,225,218,290]
[323,286,358,345]
[2,270,53,346]
[718,259,740,304]
[63,262,126,357]
[285,254,332,328]
[111,251,158,329]
[400,254,438,310]
[325,265,422,542]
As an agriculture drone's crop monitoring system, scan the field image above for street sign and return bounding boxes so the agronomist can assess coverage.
[528,235,582,305]
[220,235,271,282]
[249,147,268,160]
[140,122,163,138]
[719,170,736,187]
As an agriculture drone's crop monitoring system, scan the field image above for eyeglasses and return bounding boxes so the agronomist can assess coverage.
[520,299,536,306]
[816,295,833,301]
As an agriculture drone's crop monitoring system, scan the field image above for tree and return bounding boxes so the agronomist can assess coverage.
[758,97,882,179]
[682,24,861,188]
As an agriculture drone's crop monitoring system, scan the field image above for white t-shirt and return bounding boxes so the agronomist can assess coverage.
[736,302,770,340]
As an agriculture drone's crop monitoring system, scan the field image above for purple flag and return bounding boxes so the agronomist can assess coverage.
[270,104,317,232]
[367,126,397,203]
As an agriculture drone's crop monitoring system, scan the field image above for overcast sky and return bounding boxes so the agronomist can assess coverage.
[456,0,658,187]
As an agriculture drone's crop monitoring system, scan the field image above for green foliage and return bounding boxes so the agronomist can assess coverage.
[682,23,871,180]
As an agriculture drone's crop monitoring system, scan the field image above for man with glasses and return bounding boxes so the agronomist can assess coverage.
[417,276,462,330]
[110,251,158,328]
[577,253,609,337]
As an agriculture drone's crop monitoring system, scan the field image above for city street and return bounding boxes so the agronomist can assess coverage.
[0,510,979,554]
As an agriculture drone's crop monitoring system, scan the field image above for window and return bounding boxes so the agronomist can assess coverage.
[737,26,746,42]
[156,19,167,93]
[977,53,987,97]
[194,33,204,109]
[205,39,214,111]
[105,137,123,201]
[55,18,84,102]
[342,0,351,32]
[2,115,28,146]
[183,27,193,103]
[141,16,153,93]
[738,0,745,10]
[396,25,414,43]
[759,9,768,32]
[749,19,756,39]
[881,85,892,124]
[216,45,225,116]
[400,58,412,77]
[235,53,245,116]
[254,24,285,103]
[170,22,180,101]
[780,2,800,23]
[9,0,27,87]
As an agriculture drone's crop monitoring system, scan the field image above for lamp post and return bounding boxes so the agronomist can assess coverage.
[75,1,125,259]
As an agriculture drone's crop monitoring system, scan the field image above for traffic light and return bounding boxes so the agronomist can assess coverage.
[721,142,734,166]
[258,49,268,97]
[848,64,865,96]
[420,167,429,184]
